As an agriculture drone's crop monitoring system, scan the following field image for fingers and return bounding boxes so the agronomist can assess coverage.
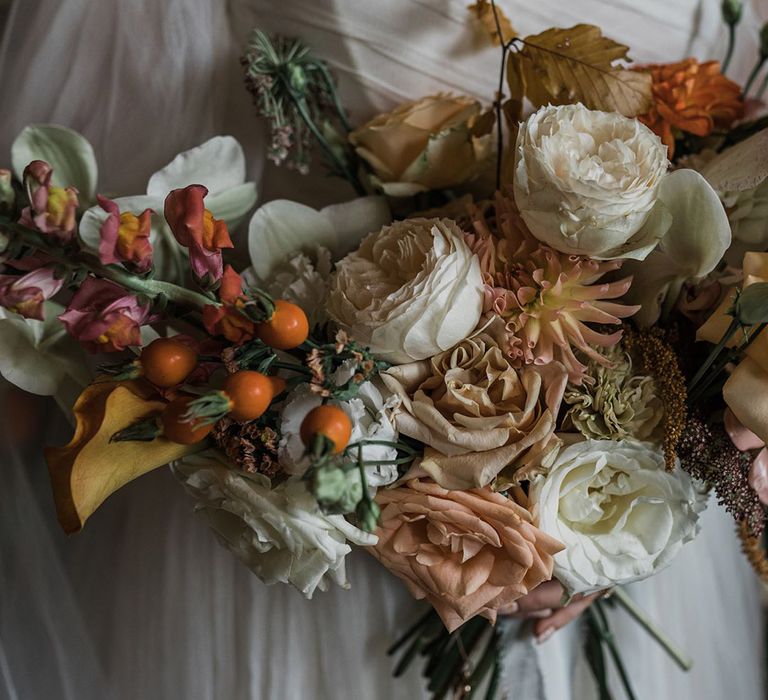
[533,591,602,643]
[512,581,566,615]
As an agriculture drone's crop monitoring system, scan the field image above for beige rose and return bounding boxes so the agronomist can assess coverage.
[381,319,567,489]
[368,479,563,632]
[349,94,491,196]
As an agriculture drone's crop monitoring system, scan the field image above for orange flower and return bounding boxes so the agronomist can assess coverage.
[202,265,254,343]
[637,58,743,157]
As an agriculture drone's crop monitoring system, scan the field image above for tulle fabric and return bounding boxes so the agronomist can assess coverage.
[0,1,766,698]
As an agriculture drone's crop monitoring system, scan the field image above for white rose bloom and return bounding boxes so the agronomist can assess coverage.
[513,104,670,260]
[279,379,400,488]
[173,451,376,598]
[327,218,483,364]
[529,439,705,595]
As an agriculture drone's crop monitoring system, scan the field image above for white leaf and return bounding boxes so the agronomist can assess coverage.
[701,128,768,193]
[11,124,98,204]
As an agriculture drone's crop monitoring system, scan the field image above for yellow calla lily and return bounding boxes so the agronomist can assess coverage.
[45,380,200,533]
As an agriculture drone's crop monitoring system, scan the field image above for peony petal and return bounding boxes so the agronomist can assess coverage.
[11,124,98,205]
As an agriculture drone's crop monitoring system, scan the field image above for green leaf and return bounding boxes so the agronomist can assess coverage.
[11,124,98,205]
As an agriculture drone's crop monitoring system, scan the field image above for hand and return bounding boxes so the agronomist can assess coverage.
[501,581,604,644]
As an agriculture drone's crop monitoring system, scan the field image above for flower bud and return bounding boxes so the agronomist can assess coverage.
[730,282,768,325]
[0,169,14,213]
[356,499,381,534]
[721,0,743,26]
[311,462,363,514]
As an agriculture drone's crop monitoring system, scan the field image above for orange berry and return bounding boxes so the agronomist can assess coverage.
[300,405,353,454]
[161,396,213,445]
[255,300,309,350]
[224,370,274,422]
[140,338,197,388]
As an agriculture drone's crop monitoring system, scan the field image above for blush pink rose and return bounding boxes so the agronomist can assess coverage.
[368,479,563,631]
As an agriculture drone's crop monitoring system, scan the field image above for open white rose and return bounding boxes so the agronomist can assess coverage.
[529,439,705,595]
[513,104,670,260]
[279,380,400,488]
[173,450,376,599]
[327,218,483,364]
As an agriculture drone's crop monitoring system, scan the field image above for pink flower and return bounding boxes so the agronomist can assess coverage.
[97,195,153,273]
[19,161,78,243]
[0,267,64,320]
[368,479,563,632]
[467,194,639,383]
[164,185,233,283]
[59,277,151,353]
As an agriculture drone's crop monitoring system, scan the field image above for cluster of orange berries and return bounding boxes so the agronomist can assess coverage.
[134,299,352,456]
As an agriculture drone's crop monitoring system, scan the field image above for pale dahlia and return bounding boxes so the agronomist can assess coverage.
[466,194,639,383]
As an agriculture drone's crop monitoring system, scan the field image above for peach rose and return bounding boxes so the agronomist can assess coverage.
[349,94,492,196]
[381,318,567,489]
[368,479,563,631]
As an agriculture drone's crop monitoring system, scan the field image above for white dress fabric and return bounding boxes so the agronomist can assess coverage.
[0,1,766,699]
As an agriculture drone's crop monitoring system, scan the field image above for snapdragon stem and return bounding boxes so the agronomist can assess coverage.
[612,588,692,671]
[490,0,509,190]
[0,217,215,312]
[687,317,740,395]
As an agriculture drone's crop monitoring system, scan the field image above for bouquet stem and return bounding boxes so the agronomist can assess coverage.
[612,587,693,672]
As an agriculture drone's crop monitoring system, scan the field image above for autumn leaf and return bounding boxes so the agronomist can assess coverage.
[468,0,516,46]
[45,380,200,533]
[509,24,652,117]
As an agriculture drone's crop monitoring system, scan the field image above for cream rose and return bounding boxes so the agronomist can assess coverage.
[529,440,705,595]
[381,318,567,489]
[173,450,376,598]
[513,103,669,260]
[327,218,484,364]
[349,94,491,196]
[368,479,563,632]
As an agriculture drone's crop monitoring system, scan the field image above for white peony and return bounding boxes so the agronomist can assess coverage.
[279,379,400,488]
[513,104,670,260]
[529,439,705,595]
[173,450,376,598]
[327,218,484,364]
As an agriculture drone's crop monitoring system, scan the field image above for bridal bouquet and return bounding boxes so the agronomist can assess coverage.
[2,0,768,696]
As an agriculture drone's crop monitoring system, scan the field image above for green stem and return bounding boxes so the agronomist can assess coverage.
[289,92,366,196]
[593,602,638,700]
[316,62,353,133]
[612,588,693,672]
[0,217,215,312]
[687,317,740,395]
[723,22,736,74]
[490,0,510,190]
[743,55,767,97]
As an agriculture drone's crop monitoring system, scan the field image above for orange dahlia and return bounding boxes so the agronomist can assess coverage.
[466,194,639,384]
[637,58,743,158]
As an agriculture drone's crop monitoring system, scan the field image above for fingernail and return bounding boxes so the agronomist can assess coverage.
[528,609,553,619]
[535,627,556,645]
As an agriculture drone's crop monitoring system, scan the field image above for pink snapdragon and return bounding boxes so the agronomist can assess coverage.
[97,195,153,273]
[59,277,151,353]
[19,160,78,243]
[0,267,64,320]
[164,184,233,284]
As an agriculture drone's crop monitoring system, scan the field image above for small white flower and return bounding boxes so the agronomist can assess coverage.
[328,218,484,364]
[513,104,669,260]
[529,439,705,595]
[173,450,376,599]
[279,379,400,488]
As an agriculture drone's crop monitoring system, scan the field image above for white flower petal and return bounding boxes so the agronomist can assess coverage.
[12,124,98,204]
[206,181,258,230]
[146,135,250,195]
